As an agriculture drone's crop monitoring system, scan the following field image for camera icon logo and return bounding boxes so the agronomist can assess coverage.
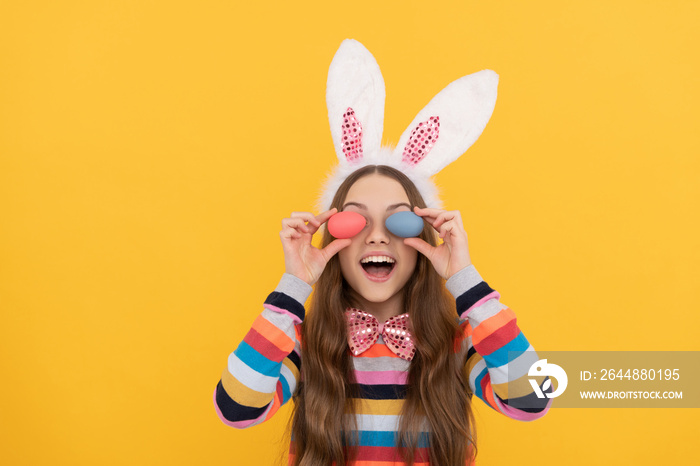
[528,359,568,398]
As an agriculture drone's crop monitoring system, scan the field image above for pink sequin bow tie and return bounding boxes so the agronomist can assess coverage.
[345,308,416,361]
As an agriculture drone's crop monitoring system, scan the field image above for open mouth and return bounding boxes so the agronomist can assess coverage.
[360,255,396,281]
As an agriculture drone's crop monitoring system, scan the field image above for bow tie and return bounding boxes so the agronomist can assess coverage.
[345,308,416,361]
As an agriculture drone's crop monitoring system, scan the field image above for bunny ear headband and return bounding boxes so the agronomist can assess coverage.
[319,39,499,211]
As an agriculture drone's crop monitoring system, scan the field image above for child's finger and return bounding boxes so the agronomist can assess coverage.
[433,211,460,230]
[280,226,303,240]
[413,206,441,227]
[414,206,445,218]
[413,206,444,217]
[439,221,466,245]
[438,219,455,236]
[320,237,352,261]
[304,208,337,235]
[290,211,322,227]
[282,218,311,233]
[412,207,437,221]
[403,237,435,259]
[315,207,338,225]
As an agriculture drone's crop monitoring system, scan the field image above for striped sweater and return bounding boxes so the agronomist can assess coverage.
[214,265,552,465]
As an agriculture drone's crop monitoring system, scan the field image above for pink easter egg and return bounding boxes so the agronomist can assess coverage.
[327,211,366,239]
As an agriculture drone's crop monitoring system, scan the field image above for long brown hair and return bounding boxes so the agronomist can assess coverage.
[289,165,477,465]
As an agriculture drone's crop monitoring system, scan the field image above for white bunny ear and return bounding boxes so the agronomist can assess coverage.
[326,39,385,166]
[394,70,499,176]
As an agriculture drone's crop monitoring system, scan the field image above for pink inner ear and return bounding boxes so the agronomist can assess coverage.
[342,108,363,163]
[402,116,440,166]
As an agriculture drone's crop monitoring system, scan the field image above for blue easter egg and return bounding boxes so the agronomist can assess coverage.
[385,211,424,238]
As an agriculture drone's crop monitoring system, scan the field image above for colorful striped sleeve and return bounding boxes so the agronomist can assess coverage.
[214,273,311,428]
[446,265,553,421]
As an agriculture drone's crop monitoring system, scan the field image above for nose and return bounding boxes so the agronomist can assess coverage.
[365,218,391,245]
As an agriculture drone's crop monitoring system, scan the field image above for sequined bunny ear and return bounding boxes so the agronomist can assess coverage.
[319,39,387,211]
[326,39,385,166]
[394,70,499,177]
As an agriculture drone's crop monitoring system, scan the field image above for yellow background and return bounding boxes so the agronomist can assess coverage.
[1,1,698,464]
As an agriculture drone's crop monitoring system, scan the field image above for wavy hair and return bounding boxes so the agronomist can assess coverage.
[288,165,477,465]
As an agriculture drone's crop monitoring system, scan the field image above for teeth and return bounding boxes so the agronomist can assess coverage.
[360,255,395,264]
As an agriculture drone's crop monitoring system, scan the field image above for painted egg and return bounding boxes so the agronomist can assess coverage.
[385,211,424,238]
[327,211,366,239]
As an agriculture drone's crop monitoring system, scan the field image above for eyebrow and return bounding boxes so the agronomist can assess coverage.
[342,202,412,211]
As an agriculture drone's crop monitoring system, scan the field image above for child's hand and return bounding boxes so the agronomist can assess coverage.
[279,208,352,286]
[403,206,472,280]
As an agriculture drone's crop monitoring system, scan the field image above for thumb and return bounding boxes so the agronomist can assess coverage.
[321,238,352,261]
[403,237,435,259]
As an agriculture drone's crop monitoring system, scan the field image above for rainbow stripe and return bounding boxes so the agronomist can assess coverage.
[215,267,551,464]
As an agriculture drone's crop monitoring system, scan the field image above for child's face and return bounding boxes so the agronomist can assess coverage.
[338,173,419,310]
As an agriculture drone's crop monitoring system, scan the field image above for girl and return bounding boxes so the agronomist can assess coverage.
[214,41,552,465]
